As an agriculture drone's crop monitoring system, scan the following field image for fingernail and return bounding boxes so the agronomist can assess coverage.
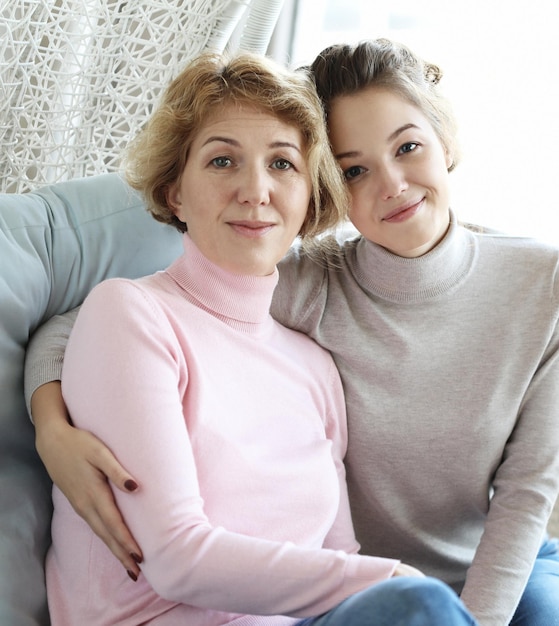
[130,552,143,564]
[124,479,138,492]
[127,569,138,582]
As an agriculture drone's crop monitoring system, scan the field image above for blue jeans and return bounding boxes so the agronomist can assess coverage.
[510,537,559,626]
[295,576,478,626]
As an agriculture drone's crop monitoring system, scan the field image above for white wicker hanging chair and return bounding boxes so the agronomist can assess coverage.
[0,0,285,192]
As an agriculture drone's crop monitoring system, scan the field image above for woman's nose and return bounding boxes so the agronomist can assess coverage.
[237,167,271,206]
[377,164,407,200]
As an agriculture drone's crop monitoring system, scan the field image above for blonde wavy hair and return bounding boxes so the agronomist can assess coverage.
[124,51,348,236]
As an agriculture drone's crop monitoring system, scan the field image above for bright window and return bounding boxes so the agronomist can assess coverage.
[290,1,559,244]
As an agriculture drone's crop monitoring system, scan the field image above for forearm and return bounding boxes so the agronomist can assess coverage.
[24,307,79,419]
[31,381,72,469]
[461,343,559,624]
[27,308,78,471]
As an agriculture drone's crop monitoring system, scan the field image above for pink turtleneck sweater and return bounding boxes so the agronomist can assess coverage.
[49,234,397,625]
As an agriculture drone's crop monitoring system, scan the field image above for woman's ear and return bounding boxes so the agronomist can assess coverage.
[445,149,455,172]
[166,183,182,217]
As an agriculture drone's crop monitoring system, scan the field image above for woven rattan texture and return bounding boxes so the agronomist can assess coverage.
[0,0,254,192]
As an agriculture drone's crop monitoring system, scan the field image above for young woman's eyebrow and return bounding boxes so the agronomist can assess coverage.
[387,123,419,142]
[334,149,361,160]
[334,124,421,161]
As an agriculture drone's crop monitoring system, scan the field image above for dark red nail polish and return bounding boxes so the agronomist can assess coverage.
[124,479,138,492]
[130,552,143,564]
[127,569,138,582]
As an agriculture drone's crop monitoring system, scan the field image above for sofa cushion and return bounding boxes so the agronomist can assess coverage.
[0,173,182,625]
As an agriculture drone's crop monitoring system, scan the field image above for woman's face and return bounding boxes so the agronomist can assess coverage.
[168,104,311,276]
[328,87,453,257]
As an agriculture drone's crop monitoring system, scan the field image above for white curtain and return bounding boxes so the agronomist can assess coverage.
[0,0,285,192]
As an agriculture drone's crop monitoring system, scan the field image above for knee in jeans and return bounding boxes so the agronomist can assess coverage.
[393,576,452,596]
[393,577,462,613]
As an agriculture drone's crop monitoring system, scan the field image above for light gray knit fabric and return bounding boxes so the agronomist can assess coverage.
[272,215,559,626]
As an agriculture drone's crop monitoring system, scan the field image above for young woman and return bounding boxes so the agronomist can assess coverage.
[279,39,559,626]
[29,49,477,626]
[27,39,559,625]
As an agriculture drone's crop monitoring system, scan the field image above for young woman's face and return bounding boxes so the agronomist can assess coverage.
[328,87,453,257]
[168,104,312,276]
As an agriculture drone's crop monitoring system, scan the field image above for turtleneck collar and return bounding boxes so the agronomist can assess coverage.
[352,211,478,304]
[165,234,279,327]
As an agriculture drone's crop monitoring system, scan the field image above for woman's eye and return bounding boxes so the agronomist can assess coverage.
[211,156,232,168]
[398,142,418,155]
[344,165,365,181]
[272,158,293,171]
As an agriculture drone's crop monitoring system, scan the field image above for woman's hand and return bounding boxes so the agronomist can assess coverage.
[392,563,425,577]
[32,382,143,579]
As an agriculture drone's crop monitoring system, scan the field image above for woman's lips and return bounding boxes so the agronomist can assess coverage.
[383,198,425,223]
[228,221,275,237]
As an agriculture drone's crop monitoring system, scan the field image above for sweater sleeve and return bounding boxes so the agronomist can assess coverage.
[460,315,559,625]
[24,306,80,420]
[273,244,328,334]
[320,361,363,556]
[62,278,397,618]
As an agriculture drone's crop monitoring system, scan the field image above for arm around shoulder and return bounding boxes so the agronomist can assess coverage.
[24,306,80,420]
